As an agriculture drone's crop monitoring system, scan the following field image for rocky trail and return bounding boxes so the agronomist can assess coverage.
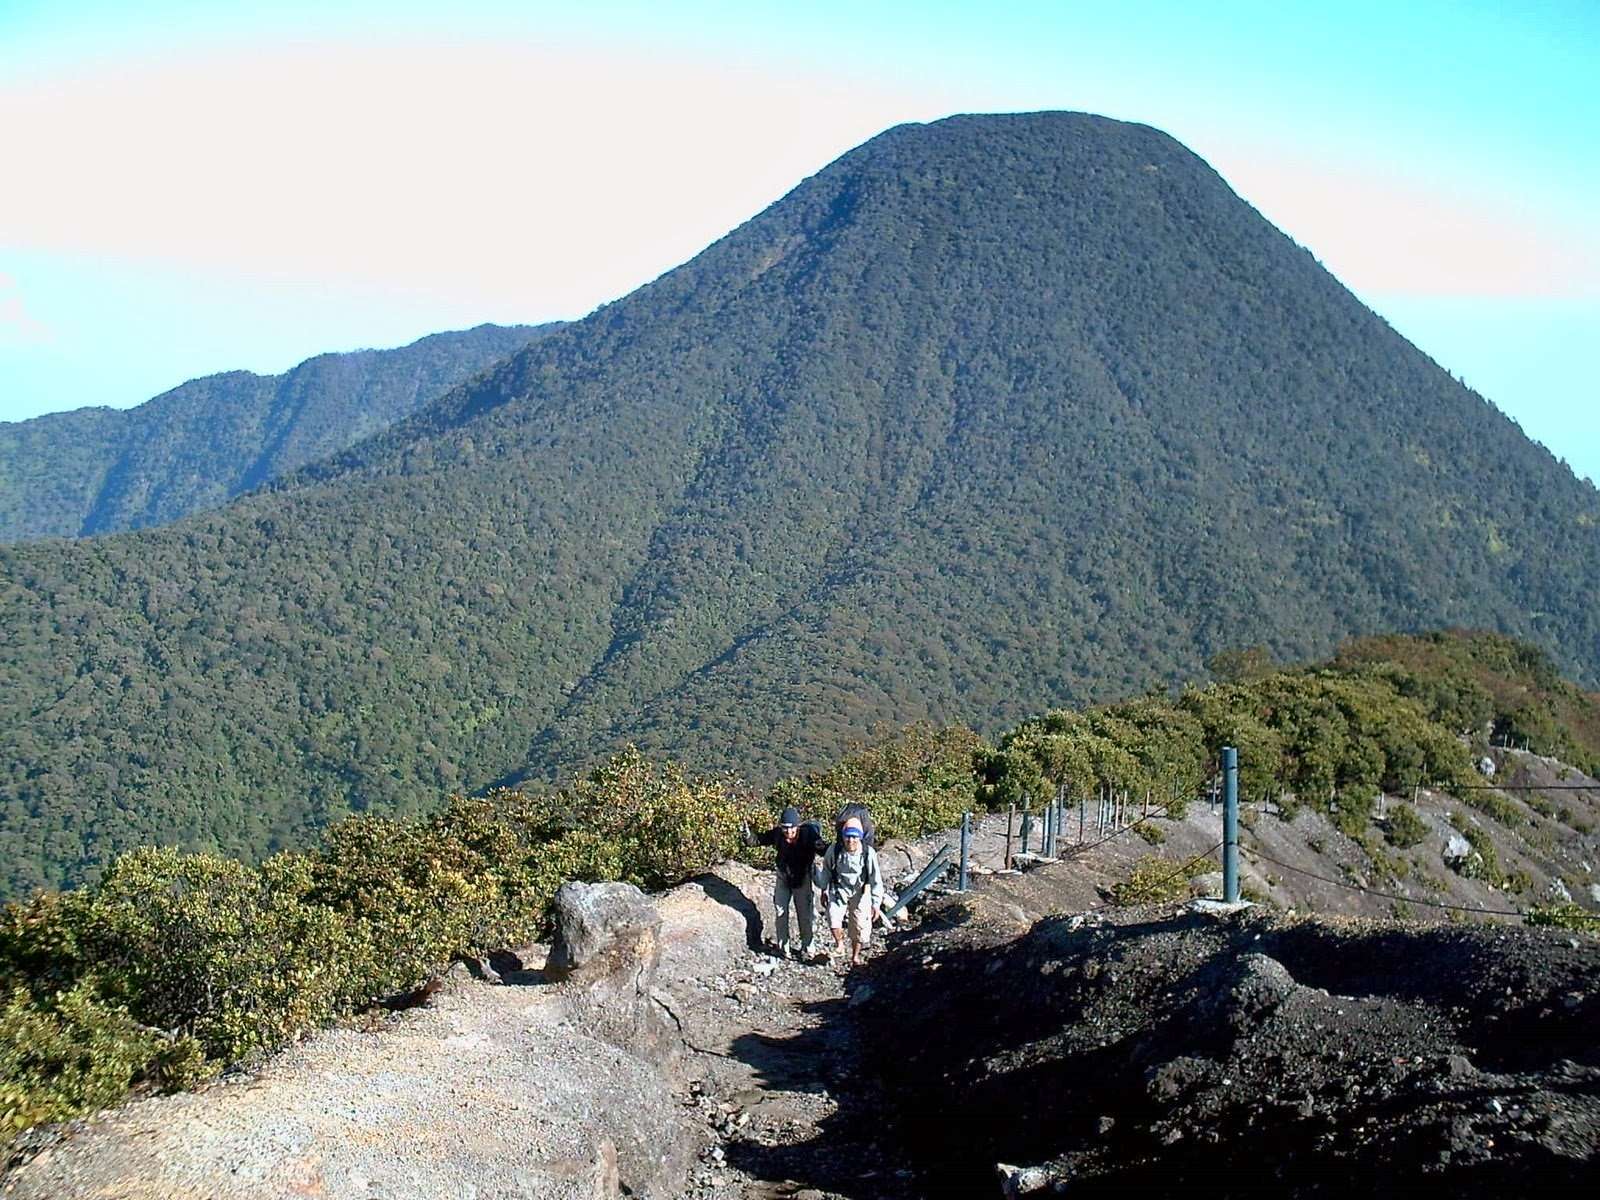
[7,790,1600,1198]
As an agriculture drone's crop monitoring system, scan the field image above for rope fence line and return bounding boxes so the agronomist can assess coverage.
[1059,803,1174,858]
[1240,840,1527,918]
[917,748,1596,921]
[1447,783,1600,791]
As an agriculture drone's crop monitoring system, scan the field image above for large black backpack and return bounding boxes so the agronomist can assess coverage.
[834,802,875,849]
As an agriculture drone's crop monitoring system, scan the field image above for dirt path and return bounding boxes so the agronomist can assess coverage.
[650,864,921,1200]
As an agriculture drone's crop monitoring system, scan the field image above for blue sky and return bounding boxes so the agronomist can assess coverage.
[2,1,1596,480]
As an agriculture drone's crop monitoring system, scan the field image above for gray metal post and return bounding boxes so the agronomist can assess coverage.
[885,844,952,919]
[1005,804,1015,870]
[1020,799,1032,855]
[1077,792,1085,844]
[958,811,971,891]
[1223,746,1239,903]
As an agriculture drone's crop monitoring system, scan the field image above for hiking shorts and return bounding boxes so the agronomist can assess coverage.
[828,891,874,948]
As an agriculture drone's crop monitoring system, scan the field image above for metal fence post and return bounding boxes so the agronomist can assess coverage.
[958,811,971,891]
[1223,746,1239,904]
[1020,799,1032,856]
[1005,804,1015,870]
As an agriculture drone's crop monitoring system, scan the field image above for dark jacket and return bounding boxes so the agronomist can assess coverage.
[748,822,828,888]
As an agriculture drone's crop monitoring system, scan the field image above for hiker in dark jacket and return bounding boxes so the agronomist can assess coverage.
[743,807,828,960]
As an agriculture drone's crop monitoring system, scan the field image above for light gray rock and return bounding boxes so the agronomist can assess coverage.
[997,1161,1055,1195]
[546,881,661,980]
[1550,878,1573,903]
[1443,834,1473,865]
[546,882,673,1064]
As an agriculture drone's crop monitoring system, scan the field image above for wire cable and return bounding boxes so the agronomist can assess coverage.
[1239,838,1527,918]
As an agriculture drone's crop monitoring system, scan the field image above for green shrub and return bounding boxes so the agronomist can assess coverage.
[778,723,989,840]
[0,747,764,1149]
[1526,903,1600,933]
[1135,822,1166,846]
[1112,854,1201,906]
[0,983,209,1141]
[1384,802,1427,849]
[984,665,1474,838]
[1446,817,1506,887]
[1462,789,1524,827]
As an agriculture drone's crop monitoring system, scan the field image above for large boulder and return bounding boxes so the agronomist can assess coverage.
[546,881,661,979]
[545,881,673,1062]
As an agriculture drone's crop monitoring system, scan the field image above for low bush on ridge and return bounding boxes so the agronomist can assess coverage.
[766,723,992,840]
[0,748,763,1147]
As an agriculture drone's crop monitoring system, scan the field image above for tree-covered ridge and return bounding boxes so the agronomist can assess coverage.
[982,630,1600,834]
[3,112,1599,897]
[0,324,545,541]
[1332,630,1600,776]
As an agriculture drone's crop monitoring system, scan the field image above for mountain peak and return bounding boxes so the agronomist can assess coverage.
[2,113,1596,895]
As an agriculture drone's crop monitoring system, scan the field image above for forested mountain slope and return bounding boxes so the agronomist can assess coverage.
[3,111,1597,896]
[0,324,543,540]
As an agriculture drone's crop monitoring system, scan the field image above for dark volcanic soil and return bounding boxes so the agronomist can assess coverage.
[844,891,1600,1196]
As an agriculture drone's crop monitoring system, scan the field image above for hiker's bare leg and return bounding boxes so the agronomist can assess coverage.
[845,897,870,965]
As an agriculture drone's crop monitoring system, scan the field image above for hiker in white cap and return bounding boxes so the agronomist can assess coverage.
[820,816,884,967]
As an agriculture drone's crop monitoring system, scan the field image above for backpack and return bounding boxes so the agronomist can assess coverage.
[834,802,875,849]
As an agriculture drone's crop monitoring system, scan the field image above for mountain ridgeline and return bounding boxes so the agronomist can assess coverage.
[0,324,545,540]
[2,112,1598,896]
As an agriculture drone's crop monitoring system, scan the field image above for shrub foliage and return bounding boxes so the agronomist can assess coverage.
[981,666,1474,824]
[0,749,760,1147]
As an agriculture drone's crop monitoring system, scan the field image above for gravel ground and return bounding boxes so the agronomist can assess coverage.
[3,962,694,1199]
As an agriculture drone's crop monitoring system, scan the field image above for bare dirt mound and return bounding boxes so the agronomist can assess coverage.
[847,892,1600,1196]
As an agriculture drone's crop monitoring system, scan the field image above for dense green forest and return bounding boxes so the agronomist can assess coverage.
[3,112,1599,897]
[0,324,542,540]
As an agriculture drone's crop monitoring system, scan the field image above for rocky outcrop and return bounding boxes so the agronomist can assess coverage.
[3,880,723,1200]
[848,882,1600,1196]
[547,880,676,1064]
[547,881,662,980]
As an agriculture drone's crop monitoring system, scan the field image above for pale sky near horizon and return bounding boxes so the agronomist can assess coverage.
[2,1,1597,481]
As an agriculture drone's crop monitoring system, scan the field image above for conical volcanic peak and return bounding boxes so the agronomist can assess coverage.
[1,112,1595,895]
